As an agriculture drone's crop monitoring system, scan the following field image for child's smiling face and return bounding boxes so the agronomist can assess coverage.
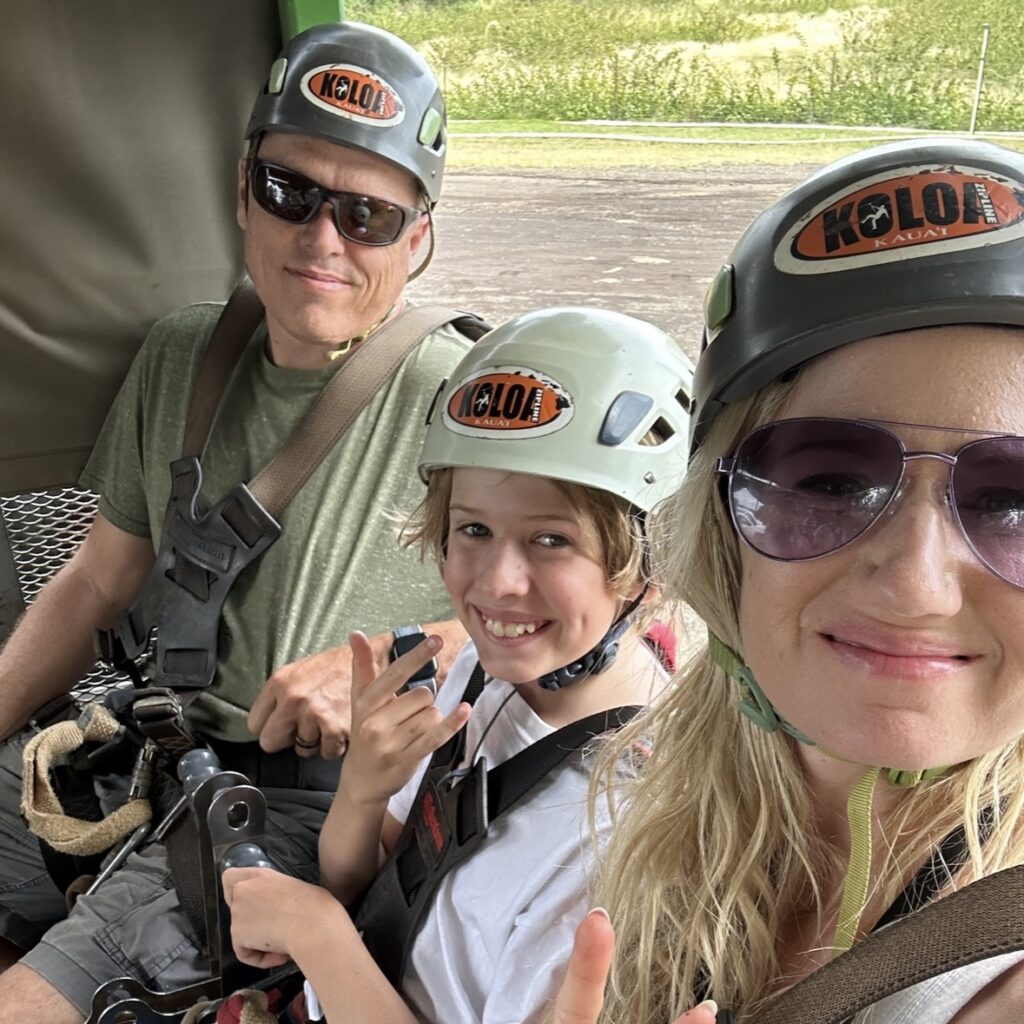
[443,468,623,685]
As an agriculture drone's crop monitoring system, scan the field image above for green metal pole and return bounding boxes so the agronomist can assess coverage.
[279,0,345,41]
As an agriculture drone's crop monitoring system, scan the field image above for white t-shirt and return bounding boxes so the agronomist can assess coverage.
[853,950,1024,1023]
[387,641,621,1024]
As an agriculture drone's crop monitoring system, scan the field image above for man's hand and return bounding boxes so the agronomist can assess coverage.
[553,910,718,1024]
[248,641,373,760]
[246,619,468,760]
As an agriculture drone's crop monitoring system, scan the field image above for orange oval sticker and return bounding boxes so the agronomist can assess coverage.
[301,64,405,126]
[443,367,574,438]
[776,165,1024,274]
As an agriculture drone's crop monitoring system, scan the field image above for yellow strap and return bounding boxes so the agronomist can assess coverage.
[832,767,880,955]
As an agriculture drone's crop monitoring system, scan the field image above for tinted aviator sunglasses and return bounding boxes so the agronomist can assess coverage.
[248,159,425,246]
[717,417,1024,589]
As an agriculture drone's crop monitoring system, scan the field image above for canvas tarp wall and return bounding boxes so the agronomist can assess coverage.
[0,1,281,495]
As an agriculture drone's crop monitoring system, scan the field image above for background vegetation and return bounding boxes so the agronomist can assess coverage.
[347,0,1024,131]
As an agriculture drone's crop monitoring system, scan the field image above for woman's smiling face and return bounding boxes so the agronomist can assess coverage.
[736,325,1024,771]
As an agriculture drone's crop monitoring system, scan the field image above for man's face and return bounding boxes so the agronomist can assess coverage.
[237,132,429,369]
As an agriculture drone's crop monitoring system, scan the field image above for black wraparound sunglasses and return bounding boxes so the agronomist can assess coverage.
[248,159,424,246]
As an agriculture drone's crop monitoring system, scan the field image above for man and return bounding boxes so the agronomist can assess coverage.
[0,21,471,1023]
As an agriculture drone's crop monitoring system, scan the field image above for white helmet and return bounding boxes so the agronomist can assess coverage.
[420,306,694,512]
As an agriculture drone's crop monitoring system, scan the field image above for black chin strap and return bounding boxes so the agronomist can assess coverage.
[536,590,645,691]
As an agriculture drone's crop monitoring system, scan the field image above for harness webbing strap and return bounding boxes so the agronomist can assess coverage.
[181,277,264,460]
[873,817,983,930]
[484,703,641,823]
[181,284,488,521]
[832,767,879,955]
[249,304,486,520]
[355,662,642,986]
[748,864,1024,1024]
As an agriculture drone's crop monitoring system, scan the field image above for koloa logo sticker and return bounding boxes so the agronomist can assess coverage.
[444,367,574,438]
[301,64,405,126]
[775,165,1024,274]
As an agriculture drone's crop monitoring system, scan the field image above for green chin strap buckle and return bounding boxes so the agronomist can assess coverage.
[708,633,815,745]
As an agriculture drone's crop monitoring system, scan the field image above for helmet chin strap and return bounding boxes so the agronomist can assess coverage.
[406,205,436,284]
[536,590,645,692]
[708,631,948,955]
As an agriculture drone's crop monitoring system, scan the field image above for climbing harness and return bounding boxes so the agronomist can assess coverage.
[354,662,642,986]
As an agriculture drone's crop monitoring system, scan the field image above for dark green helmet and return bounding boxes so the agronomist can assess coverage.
[692,138,1024,450]
[246,21,447,205]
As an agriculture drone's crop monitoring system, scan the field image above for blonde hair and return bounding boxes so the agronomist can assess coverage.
[402,467,651,598]
[591,381,1024,1021]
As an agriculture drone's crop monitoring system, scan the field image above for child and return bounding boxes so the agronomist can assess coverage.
[223,305,694,1023]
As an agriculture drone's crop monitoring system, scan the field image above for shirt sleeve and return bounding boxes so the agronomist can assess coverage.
[78,304,216,539]
[78,333,153,537]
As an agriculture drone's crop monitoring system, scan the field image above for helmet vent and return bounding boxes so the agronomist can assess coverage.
[640,417,676,447]
[599,391,654,446]
[675,388,692,413]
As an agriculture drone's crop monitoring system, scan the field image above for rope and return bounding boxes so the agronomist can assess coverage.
[21,704,151,855]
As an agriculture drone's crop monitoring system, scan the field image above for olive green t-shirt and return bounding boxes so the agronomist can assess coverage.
[80,302,471,741]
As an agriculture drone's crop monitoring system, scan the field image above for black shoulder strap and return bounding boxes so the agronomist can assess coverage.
[486,704,641,822]
[873,820,979,930]
[449,312,491,342]
[433,662,641,830]
[748,864,1024,1024]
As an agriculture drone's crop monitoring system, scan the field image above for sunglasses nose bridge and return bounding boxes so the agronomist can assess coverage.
[296,190,355,249]
[306,191,373,246]
[308,190,338,229]
[887,451,959,526]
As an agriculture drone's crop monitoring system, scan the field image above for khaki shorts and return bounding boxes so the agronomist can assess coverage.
[0,726,331,1015]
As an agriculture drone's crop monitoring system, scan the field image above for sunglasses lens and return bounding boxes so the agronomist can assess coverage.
[729,419,903,560]
[334,195,408,245]
[251,164,320,223]
[953,436,1024,588]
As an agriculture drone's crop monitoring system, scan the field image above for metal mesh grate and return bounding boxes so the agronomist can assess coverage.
[0,487,127,701]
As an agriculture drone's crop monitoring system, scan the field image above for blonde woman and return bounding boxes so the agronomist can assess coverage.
[553,138,1024,1023]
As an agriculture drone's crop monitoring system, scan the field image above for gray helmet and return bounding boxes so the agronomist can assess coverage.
[420,306,695,512]
[692,137,1024,450]
[246,21,447,205]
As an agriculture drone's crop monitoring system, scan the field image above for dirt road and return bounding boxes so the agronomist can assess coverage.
[410,165,812,359]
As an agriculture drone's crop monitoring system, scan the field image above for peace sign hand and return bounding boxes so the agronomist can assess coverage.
[341,630,470,807]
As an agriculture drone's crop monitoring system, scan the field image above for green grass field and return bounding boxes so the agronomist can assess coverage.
[444,121,1024,171]
[349,0,1024,168]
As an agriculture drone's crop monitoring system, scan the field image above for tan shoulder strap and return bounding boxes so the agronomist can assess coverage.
[749,865,1024,1024]
[181,277,265,459]
[248,303,478,519]
[178,287,481,520]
